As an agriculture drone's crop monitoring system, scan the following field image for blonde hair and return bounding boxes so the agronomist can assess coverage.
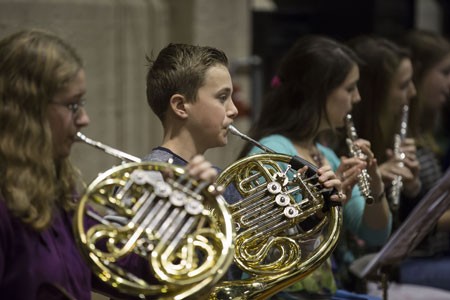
[0,29,84,230]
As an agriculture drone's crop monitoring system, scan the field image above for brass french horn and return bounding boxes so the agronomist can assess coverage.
[74,133,235,299]
[210,126,342,300]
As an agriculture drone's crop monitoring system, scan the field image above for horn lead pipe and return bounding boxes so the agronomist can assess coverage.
[76,132,141,163]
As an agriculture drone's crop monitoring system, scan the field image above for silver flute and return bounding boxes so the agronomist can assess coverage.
[76,132,141,163]
[389,104,409,210]
[345,114,374,204]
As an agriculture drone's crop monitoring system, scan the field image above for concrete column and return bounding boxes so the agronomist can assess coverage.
[0,0,170,182]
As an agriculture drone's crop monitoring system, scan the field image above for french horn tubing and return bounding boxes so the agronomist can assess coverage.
[74,133,235,299]
[209,126,342,300]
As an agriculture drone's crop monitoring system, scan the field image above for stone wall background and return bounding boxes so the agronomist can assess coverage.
[0,0,251,184]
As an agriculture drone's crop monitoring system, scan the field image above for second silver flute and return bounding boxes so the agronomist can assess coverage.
[389,104,409,210]
[345,114,374,204]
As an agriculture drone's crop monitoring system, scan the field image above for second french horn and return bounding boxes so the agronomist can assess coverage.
[210,126,343,300]
[74,133,235,299]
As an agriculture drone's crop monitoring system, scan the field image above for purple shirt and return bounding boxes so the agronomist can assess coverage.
[0,198,91,299]
[0,193,163,300]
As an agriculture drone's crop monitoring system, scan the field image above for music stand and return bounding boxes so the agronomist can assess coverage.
[350,168,450,300]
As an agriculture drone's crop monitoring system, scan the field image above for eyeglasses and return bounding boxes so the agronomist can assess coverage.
[50,100,86,115]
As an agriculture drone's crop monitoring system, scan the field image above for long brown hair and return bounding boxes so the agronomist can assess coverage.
[349,36,411,162]
[0,29,83,230]
[401,30,450,153]
[239,35,359,158]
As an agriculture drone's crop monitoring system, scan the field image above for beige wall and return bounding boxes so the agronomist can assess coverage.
[0,0,252,182]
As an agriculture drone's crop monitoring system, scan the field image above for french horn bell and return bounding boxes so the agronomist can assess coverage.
[209,126,343,299]
[74,133,235,299]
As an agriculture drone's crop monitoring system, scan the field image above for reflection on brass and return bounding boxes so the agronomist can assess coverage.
[75,133,235,299]
[209,126,342,300]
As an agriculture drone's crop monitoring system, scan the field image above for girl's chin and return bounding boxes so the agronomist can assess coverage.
[58,145,73,159]
[220,137,228,146]
[335,120,346,129]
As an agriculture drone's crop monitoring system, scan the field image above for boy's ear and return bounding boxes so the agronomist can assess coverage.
[169,94,188,119]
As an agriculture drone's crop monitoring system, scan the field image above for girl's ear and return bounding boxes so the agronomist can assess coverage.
[169,94,188,119]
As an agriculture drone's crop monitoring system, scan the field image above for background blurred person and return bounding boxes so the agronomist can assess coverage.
[240,35,391,300]
[394,29,450,291]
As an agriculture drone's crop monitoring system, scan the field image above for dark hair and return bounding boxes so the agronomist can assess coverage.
[146,43,229,123]
[402,30,450,86]
[239,35,359,157]
[349,36,411,162]
[400,30,450,151]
